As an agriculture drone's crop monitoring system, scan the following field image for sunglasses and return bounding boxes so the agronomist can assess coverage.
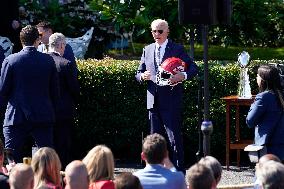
[152,30,163,34]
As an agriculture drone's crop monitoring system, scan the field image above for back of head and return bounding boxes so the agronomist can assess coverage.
[258,154,281,168]
[9,163,34,189]
[115,172,142,189]
[82,145,114,182]
[65,160,89,189]
[31,147,62,188]
[36,21,53,31]
[199,156,222,184]
[256,160,284,189]
[20,25,40,46]
[258,65,282,92]
[142,133,167,164]
[49,32,66,50]
[187,163,215,189]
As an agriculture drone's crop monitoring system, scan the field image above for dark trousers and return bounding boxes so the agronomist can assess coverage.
[54,119,74,169]
[3,122,53,163]
[149,106,184,171]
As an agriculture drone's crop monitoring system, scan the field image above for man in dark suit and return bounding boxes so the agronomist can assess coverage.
[135,19,198,172]
[0,25,59,163]
[36,21,76,70]
[48,32,80,168]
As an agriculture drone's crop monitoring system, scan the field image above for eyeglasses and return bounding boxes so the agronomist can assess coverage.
[152,30,163,34]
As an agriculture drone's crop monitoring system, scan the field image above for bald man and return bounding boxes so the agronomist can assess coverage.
[64,160,89,189]
[9,163,34,189]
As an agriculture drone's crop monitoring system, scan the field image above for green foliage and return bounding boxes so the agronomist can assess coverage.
[75,58,284,163]
[108,43,284,61]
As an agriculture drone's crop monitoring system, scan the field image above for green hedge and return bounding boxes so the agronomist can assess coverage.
[74,58,283,164]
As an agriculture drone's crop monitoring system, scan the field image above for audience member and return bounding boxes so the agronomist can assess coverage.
[31,147,62,189]
[256,160,284,189]
[9,163,34,189]
[246,65,284,160]
[36,21,76,67]
[0,138,9,189]
[186,163,216,189]
[114,172,142,189]
[198,156,222,185]
[48,32,80,168]
[64,160,89,189]
[0,25,59,163]
[82,145,115,189]
[254,154,281,188]
[133,133,186,189]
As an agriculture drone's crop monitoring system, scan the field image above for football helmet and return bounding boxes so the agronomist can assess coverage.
[156,57,187,86]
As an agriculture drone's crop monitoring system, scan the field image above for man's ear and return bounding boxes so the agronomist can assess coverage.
[141,152,146,161]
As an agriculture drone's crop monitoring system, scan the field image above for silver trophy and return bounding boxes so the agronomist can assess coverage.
[237,51,252,98]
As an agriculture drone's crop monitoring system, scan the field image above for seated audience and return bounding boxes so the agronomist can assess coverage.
[31,147,62,189]
[114,172,142,189]
[254,154,281,188]
[64,160,89,189]
[133,133,186,189]
[256,160,284,189]
[9,163,34,189]
[186,163,216,189]
[82,145,115,189]
[0,138,9,189]
[198,156,222,185]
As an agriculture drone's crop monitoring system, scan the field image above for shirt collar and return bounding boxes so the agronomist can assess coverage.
[155,39,168,49]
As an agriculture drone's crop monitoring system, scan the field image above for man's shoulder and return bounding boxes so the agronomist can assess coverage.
[144,43,155,50]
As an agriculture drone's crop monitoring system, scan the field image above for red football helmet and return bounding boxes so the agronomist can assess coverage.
[156,57,187,86]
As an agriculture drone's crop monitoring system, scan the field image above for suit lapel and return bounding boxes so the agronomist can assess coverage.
[162,40,173,62]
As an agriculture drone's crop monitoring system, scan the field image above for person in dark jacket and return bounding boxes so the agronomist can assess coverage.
[48,32,79,168]
[0,25,59,163]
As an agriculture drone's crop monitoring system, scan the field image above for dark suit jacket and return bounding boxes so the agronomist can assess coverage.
[246,91,284,145]
[49,52,80,120]
[0,46,59,126]
[135,40,198,110]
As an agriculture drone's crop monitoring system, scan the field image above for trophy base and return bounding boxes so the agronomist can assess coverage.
[237,95,252,99]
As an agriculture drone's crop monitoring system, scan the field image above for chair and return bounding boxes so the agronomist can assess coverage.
[66,27,94,59]
[0,36,13,57]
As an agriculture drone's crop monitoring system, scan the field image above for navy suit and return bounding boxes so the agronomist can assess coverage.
[49,52,79,168]
[0,46,59,162]
[135,40,198,171]
[247,91,284,160]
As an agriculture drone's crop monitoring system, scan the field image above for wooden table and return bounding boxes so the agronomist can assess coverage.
[221,95,255,170]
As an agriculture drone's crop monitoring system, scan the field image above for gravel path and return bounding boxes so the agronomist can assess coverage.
[115,164,255,186]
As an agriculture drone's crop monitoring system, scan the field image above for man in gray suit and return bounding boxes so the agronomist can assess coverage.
[135,19,198,172]
[0,25,59,163]
[133,133,186,189]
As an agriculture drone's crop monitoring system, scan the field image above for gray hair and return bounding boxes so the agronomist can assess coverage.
[199,156,222,184]
[151,19,169,30]
[256,160,284,189]
[49,32,66,49]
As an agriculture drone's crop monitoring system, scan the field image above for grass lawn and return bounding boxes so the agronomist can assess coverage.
[107,43,284,61]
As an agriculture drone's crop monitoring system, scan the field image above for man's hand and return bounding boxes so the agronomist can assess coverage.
[169,72,185,85]
[141,70,151,80]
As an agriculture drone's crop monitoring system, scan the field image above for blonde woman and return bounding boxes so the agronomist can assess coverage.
[31,147,62,189]
[82,145,115,189]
